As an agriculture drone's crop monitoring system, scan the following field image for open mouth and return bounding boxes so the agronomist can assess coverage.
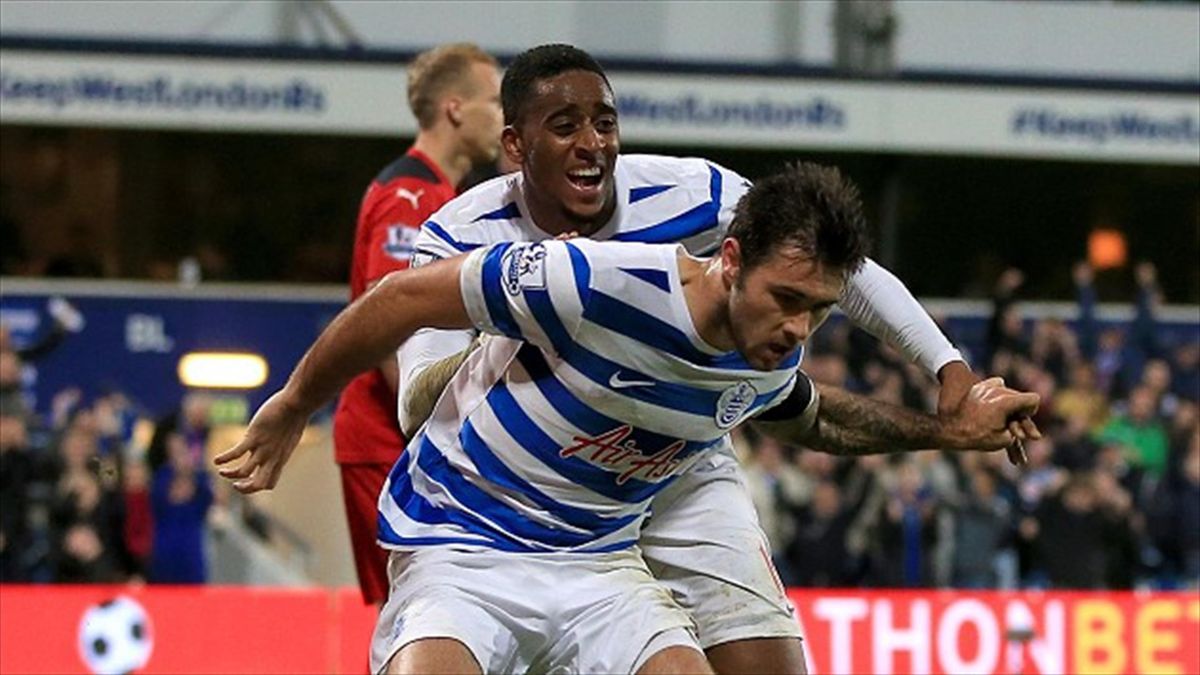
[766,343,792,360]
[566,166,604,194]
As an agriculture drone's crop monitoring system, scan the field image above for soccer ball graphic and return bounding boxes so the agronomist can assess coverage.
[77,596,154,674]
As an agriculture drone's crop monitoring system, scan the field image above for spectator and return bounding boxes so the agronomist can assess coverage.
[0,349,27,421]
[1072,261,1099,362]
[149,432,213,584]
[1091,469,1141,589]
[787,480,854,587]
[951,468,1013,588]
[1016,438,1067,513]
[987,268,1029,368]
[870,459,944,587]
[122,456,153,579]
[1170,342,1200,403]
[1098,386,1170,479]
[1141,358,1179,419]
[0,413,33,580]
[148,392,212,472]
[1024,476,1109,589]
[1166,402,1199,481]
[1053,363,1109,431]
[1053,411,1103,471]
[1149,431,1200,587]
[1124,263,1165,383]
[1030,318,1080,383]
[741,430,811,582]
[52,410,133,572]
[1094,328,1128,399]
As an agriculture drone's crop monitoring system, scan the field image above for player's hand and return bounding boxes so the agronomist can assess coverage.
[946,377,1041,450]
[937,363,1028,466]
[214,390,308,494]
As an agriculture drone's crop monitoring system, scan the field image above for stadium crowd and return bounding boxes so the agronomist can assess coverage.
[740,262,1199,591]
[0,328,218,585]
[1,263,1197,590]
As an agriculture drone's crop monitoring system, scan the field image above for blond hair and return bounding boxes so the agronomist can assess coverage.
[407,43,497,129]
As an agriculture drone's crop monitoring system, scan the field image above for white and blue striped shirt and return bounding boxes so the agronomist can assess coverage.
[378,238,806,552]
[410,154,749,265]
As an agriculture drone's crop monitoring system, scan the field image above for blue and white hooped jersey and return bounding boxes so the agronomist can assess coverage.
[378,239,806,553]
[409,154,750,266]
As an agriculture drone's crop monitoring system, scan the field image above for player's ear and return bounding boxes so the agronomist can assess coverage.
[501,126,524,166]
[447,97,464,126]
[720,238,742,289]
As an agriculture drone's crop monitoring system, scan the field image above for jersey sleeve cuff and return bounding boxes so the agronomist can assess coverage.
[459,248,495,334]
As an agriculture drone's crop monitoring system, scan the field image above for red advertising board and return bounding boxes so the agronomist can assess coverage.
[1,585,1197,674]
[787,589,1200,675]
[0,585,376,674]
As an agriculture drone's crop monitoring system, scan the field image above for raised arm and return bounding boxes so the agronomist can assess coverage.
[215,255,473,493]
[753,374,1041,457]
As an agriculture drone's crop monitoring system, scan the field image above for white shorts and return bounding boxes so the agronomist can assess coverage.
[370,546,699,674]
[641,446,802,649]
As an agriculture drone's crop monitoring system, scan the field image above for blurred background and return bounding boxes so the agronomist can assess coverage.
[0,1,1197,673]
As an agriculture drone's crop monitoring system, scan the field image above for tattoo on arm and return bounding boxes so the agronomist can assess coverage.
[760,384,949,456]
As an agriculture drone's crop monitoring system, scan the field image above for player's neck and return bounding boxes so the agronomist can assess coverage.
[679,253,736,352]
[411,132,474,188]
[523,185,616,238]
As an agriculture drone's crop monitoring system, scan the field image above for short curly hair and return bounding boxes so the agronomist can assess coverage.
[501,44,610,126]
[727,162,870,274]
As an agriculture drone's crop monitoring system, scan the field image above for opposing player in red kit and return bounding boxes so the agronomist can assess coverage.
[334,43,502,606]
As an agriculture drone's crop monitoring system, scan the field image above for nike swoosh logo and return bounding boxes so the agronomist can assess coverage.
[609,371,656,389]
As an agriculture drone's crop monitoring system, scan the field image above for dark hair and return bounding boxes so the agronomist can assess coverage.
[727,162,870,274]
[501,43,610,126]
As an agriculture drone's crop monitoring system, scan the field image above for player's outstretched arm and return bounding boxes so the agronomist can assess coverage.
[754,377,1041,457]
[215,256,474,493]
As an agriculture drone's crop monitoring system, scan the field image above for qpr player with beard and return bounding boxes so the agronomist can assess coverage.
[216,160,1041,674]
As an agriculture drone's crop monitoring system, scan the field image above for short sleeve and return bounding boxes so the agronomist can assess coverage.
[410,220,472,270]
[459,240,592,355]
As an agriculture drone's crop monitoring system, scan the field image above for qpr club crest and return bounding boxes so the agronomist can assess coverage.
[501,243,548,295]
[715,381,757,429]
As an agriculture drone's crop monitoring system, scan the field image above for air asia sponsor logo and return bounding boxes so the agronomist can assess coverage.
[560,425,693,485]
[501,243,547,296]
[1010,108,1200,145]
[0,71,325,114]
[617,93,845,131]
[716,381,757,429]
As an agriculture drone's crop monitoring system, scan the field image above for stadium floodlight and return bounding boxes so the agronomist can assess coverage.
[177,352,268,389]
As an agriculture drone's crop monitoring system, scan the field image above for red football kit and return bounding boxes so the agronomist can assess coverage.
[333,148,456,604]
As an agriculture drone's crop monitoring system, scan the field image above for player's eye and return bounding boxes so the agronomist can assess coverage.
[595,117,617,133]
